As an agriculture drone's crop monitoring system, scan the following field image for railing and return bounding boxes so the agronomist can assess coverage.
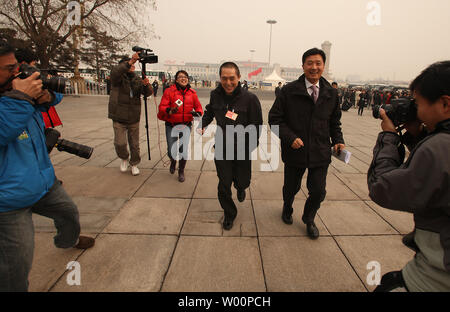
[64,79,107,95]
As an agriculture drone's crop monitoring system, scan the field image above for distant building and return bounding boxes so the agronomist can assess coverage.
[163,60,302,83]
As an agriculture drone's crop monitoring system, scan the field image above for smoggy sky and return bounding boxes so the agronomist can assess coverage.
[142,0,450,82]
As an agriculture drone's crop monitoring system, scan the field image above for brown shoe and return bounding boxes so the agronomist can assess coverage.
[74,235,95,249]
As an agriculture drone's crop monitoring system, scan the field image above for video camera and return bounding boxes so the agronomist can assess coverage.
[18,64,68,94]
[45,128,93,159]
[372,98,417,127]
[132,46,158,64]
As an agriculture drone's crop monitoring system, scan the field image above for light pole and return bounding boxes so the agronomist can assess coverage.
[249,49,255,82]
[266,19,277,68]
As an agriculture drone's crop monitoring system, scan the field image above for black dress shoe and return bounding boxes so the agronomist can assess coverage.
[223,218,234,231]
[237,189,246,202]
[281,213,293,225]
[306,222,319,239]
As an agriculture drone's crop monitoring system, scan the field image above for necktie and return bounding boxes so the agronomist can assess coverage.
[310,85,319,104]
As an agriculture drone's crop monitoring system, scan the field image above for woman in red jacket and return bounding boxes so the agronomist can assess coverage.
[158,70,203,182]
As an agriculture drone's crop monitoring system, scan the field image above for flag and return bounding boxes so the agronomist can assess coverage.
[248,67,262,79]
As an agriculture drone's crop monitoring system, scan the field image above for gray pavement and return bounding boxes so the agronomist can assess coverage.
[29,90,415,292]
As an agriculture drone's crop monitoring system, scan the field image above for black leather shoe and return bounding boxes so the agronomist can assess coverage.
[237,189,246,202]
[281,213,293,225]
[169,159,176,174]
[306,222,319,239]
[223,218,234,231]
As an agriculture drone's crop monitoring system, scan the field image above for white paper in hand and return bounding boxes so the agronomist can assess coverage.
[332,148,351,164]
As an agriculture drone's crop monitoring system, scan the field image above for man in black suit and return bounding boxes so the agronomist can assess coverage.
[268,48,345,239]
[275,82,282,98]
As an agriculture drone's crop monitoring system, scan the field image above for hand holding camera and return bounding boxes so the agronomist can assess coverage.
[12,71,43,99]
[130,52,140,65]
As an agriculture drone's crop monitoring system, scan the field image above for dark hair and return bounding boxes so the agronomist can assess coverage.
[302,48,326,64]
[15,47,37,64]
[410,61,450,103]
[0,41,15,57]
[119,56,131,64]
[332,81,338,86]
[219,62,240,77]
[175,70,189,80]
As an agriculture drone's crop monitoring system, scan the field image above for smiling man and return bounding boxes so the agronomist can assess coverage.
[198,62,263,230]
[268,48,345,239]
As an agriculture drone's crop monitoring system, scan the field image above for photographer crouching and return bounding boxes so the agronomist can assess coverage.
[368,61,450,292]
[0,41,94,292]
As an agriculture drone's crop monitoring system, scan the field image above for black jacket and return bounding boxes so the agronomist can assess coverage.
[108,62,152,124]
[268,75,344,168]
[201,83,263,160]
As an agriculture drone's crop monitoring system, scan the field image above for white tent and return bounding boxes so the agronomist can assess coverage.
[263,69,286,87]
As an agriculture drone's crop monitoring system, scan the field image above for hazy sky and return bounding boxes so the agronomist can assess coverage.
[144,0,450,81]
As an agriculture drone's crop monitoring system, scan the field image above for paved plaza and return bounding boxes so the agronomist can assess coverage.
[28,89,414,292]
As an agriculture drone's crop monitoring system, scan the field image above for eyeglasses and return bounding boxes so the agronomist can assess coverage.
[0,63,19,73]
[177,76,188,80]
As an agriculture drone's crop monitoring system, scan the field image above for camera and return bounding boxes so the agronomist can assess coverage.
[18,64,68,94]
[372,98,417,127]
[132,46,158,64]
[45,128,93,159]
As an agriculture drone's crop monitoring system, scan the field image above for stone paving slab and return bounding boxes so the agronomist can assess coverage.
[253,200,330,237]
[260,237,366,292]
[54,166,153,198]
[301,173,358,201]
[181,198,256,237]
[193,171,238,199]
[104,198,190,235]
[33,213,112,234]
[29,233,84,292]
[334,173,371,200]
[135,169,201,198]
[161,236,265,292]
[317,201,398,235]
[365,201,414,234]
[251,172,306,200]
[51,234,177,292]
[335,236,415,291]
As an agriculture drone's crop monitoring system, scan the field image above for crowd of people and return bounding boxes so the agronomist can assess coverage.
[1,40,449,292]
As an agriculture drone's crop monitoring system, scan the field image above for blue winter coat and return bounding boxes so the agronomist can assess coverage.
[0,90,63,212]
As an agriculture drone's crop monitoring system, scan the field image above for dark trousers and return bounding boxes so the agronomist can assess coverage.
[282,164,328,224]
[358,106,364,115]
[0,180,80,291]
[214,159,251,221]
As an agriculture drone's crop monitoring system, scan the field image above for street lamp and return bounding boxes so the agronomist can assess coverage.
[249,49,255,82]
[266,19,277,67]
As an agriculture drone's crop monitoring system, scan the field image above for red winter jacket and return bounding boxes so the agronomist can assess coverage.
[158,84,203,124]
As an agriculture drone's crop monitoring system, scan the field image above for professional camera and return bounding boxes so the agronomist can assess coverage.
[132,46,158,64]
[18,64,68,94]
[372,98,417,127]
[45,128,93,159]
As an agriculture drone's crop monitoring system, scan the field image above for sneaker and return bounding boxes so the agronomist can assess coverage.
[120,159,128,172]
[131,165,140,176]
[74,236,95,249]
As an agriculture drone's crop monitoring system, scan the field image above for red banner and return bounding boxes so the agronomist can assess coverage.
[248,67,262,79]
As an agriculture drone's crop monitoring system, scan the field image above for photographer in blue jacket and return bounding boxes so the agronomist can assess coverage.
[0,41,94,292]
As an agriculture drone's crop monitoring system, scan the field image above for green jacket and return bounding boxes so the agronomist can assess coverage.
[108,62,152,124]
